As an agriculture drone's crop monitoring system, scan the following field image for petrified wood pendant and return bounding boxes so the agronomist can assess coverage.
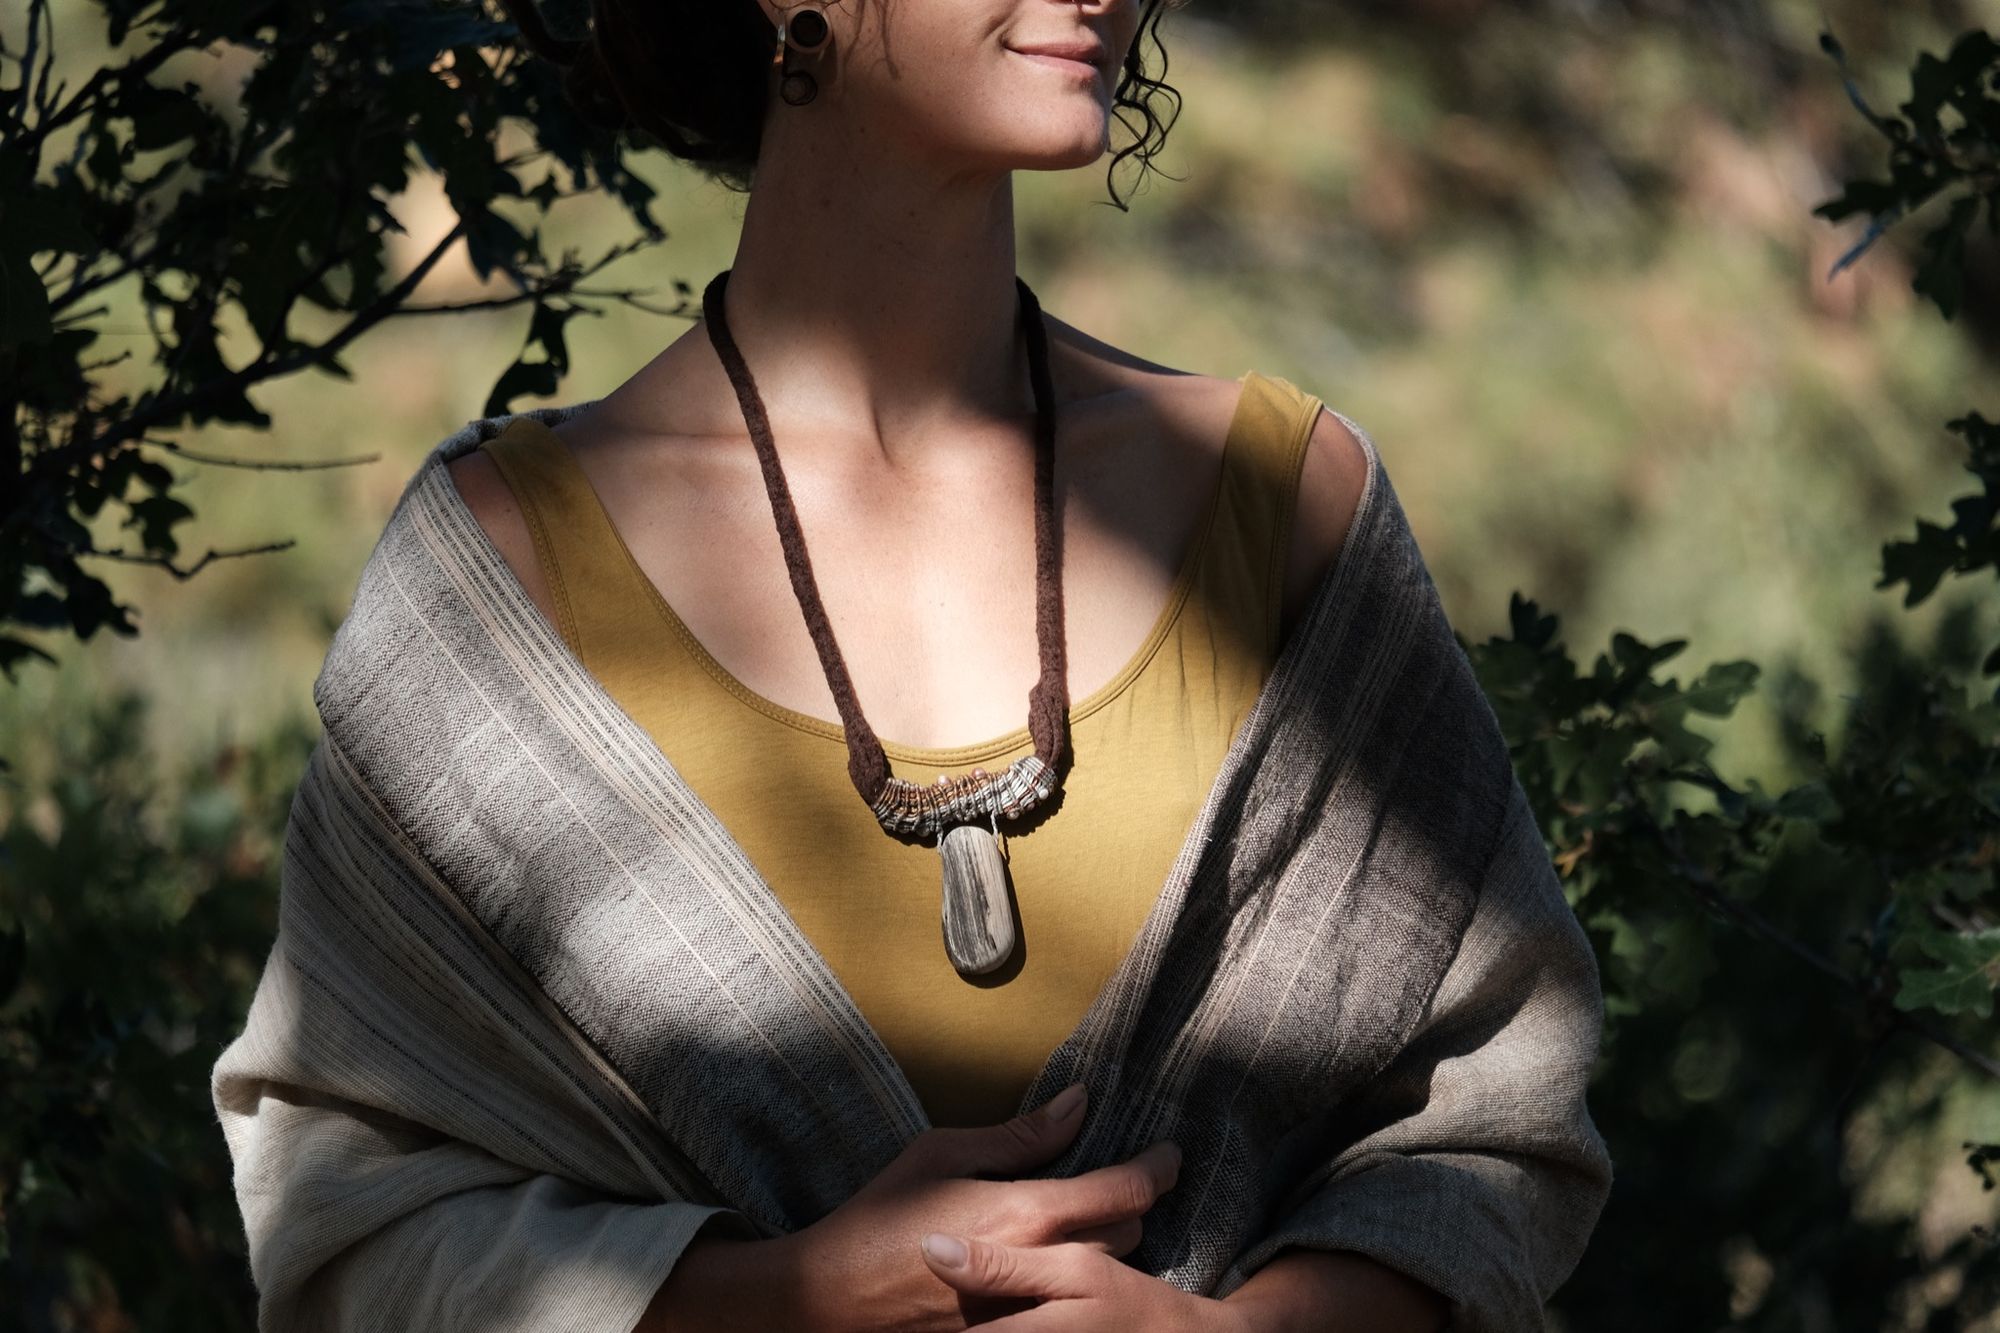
[938,821,1018,976]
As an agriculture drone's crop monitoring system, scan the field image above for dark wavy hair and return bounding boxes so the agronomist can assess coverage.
[500,0,1189,210]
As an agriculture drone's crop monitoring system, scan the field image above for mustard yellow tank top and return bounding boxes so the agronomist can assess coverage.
[480,370,1325,1127]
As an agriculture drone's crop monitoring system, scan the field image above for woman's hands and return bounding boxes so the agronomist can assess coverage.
[768,1081,1184,1332]
[916,1232,1250,1333]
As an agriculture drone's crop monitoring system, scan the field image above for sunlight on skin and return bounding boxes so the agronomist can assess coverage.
[608,0,1433,1324]
[914,1232,1450,1332]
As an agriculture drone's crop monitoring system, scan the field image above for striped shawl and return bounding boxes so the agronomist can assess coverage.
[211,400,1614,1331]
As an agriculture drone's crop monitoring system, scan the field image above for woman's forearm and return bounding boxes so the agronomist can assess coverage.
[637,1232,803,1333]
[1223,1248,1451,1333]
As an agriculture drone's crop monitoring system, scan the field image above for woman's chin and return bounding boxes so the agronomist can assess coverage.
[1008,130,1113,173]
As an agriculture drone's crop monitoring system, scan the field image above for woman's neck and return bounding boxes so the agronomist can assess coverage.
[715,136,1040,462]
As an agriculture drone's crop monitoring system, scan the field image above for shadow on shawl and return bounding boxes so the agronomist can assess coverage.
[212,398,1614,1332]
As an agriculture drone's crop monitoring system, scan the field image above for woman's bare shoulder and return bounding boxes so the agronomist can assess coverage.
[1045,316,1369,645]
[1043,315,1245,453]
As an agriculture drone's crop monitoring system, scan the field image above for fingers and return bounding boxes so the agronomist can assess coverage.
[1063,1215,1143,1258]
[1030,1138,1181,1233]
[920,1233,1123,1303]
[910,1082,1090,1180]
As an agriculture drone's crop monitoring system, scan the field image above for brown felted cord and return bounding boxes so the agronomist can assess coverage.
[700,268,1070,809]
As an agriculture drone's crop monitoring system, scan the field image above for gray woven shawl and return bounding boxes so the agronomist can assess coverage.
[211,400,1613,1332]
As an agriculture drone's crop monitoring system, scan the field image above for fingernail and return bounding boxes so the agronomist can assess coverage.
[923,1232,968,1268]
[1045,1082,1085,1120]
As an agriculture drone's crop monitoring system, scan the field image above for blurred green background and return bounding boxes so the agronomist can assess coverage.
[9,4,1995,783]
[3,0,1998,1328]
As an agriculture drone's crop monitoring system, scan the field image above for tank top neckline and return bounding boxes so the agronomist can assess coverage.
[498,368,1277,767]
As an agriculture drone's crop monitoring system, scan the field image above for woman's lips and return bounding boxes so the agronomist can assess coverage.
[1007,47,1105,82]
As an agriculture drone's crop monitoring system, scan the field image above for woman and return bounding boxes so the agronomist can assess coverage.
[213,2,1614,1330]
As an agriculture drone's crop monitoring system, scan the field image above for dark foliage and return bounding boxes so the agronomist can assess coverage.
[0,2,1995,1328]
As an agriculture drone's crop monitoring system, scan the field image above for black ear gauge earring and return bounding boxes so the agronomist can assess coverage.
[774,3,833,106]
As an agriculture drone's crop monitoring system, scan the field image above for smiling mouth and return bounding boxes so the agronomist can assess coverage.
[1007,48,1106,81]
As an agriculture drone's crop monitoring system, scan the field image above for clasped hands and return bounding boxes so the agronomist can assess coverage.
[759,1081,1258,1333]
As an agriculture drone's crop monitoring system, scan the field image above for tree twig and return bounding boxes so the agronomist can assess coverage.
[81,540,298,578]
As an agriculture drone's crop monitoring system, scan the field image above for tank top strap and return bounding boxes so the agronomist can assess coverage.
[477,418,660,663]
[1196,371,1326,660]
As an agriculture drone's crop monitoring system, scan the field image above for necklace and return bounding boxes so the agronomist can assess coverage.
[700,268,1070,977]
